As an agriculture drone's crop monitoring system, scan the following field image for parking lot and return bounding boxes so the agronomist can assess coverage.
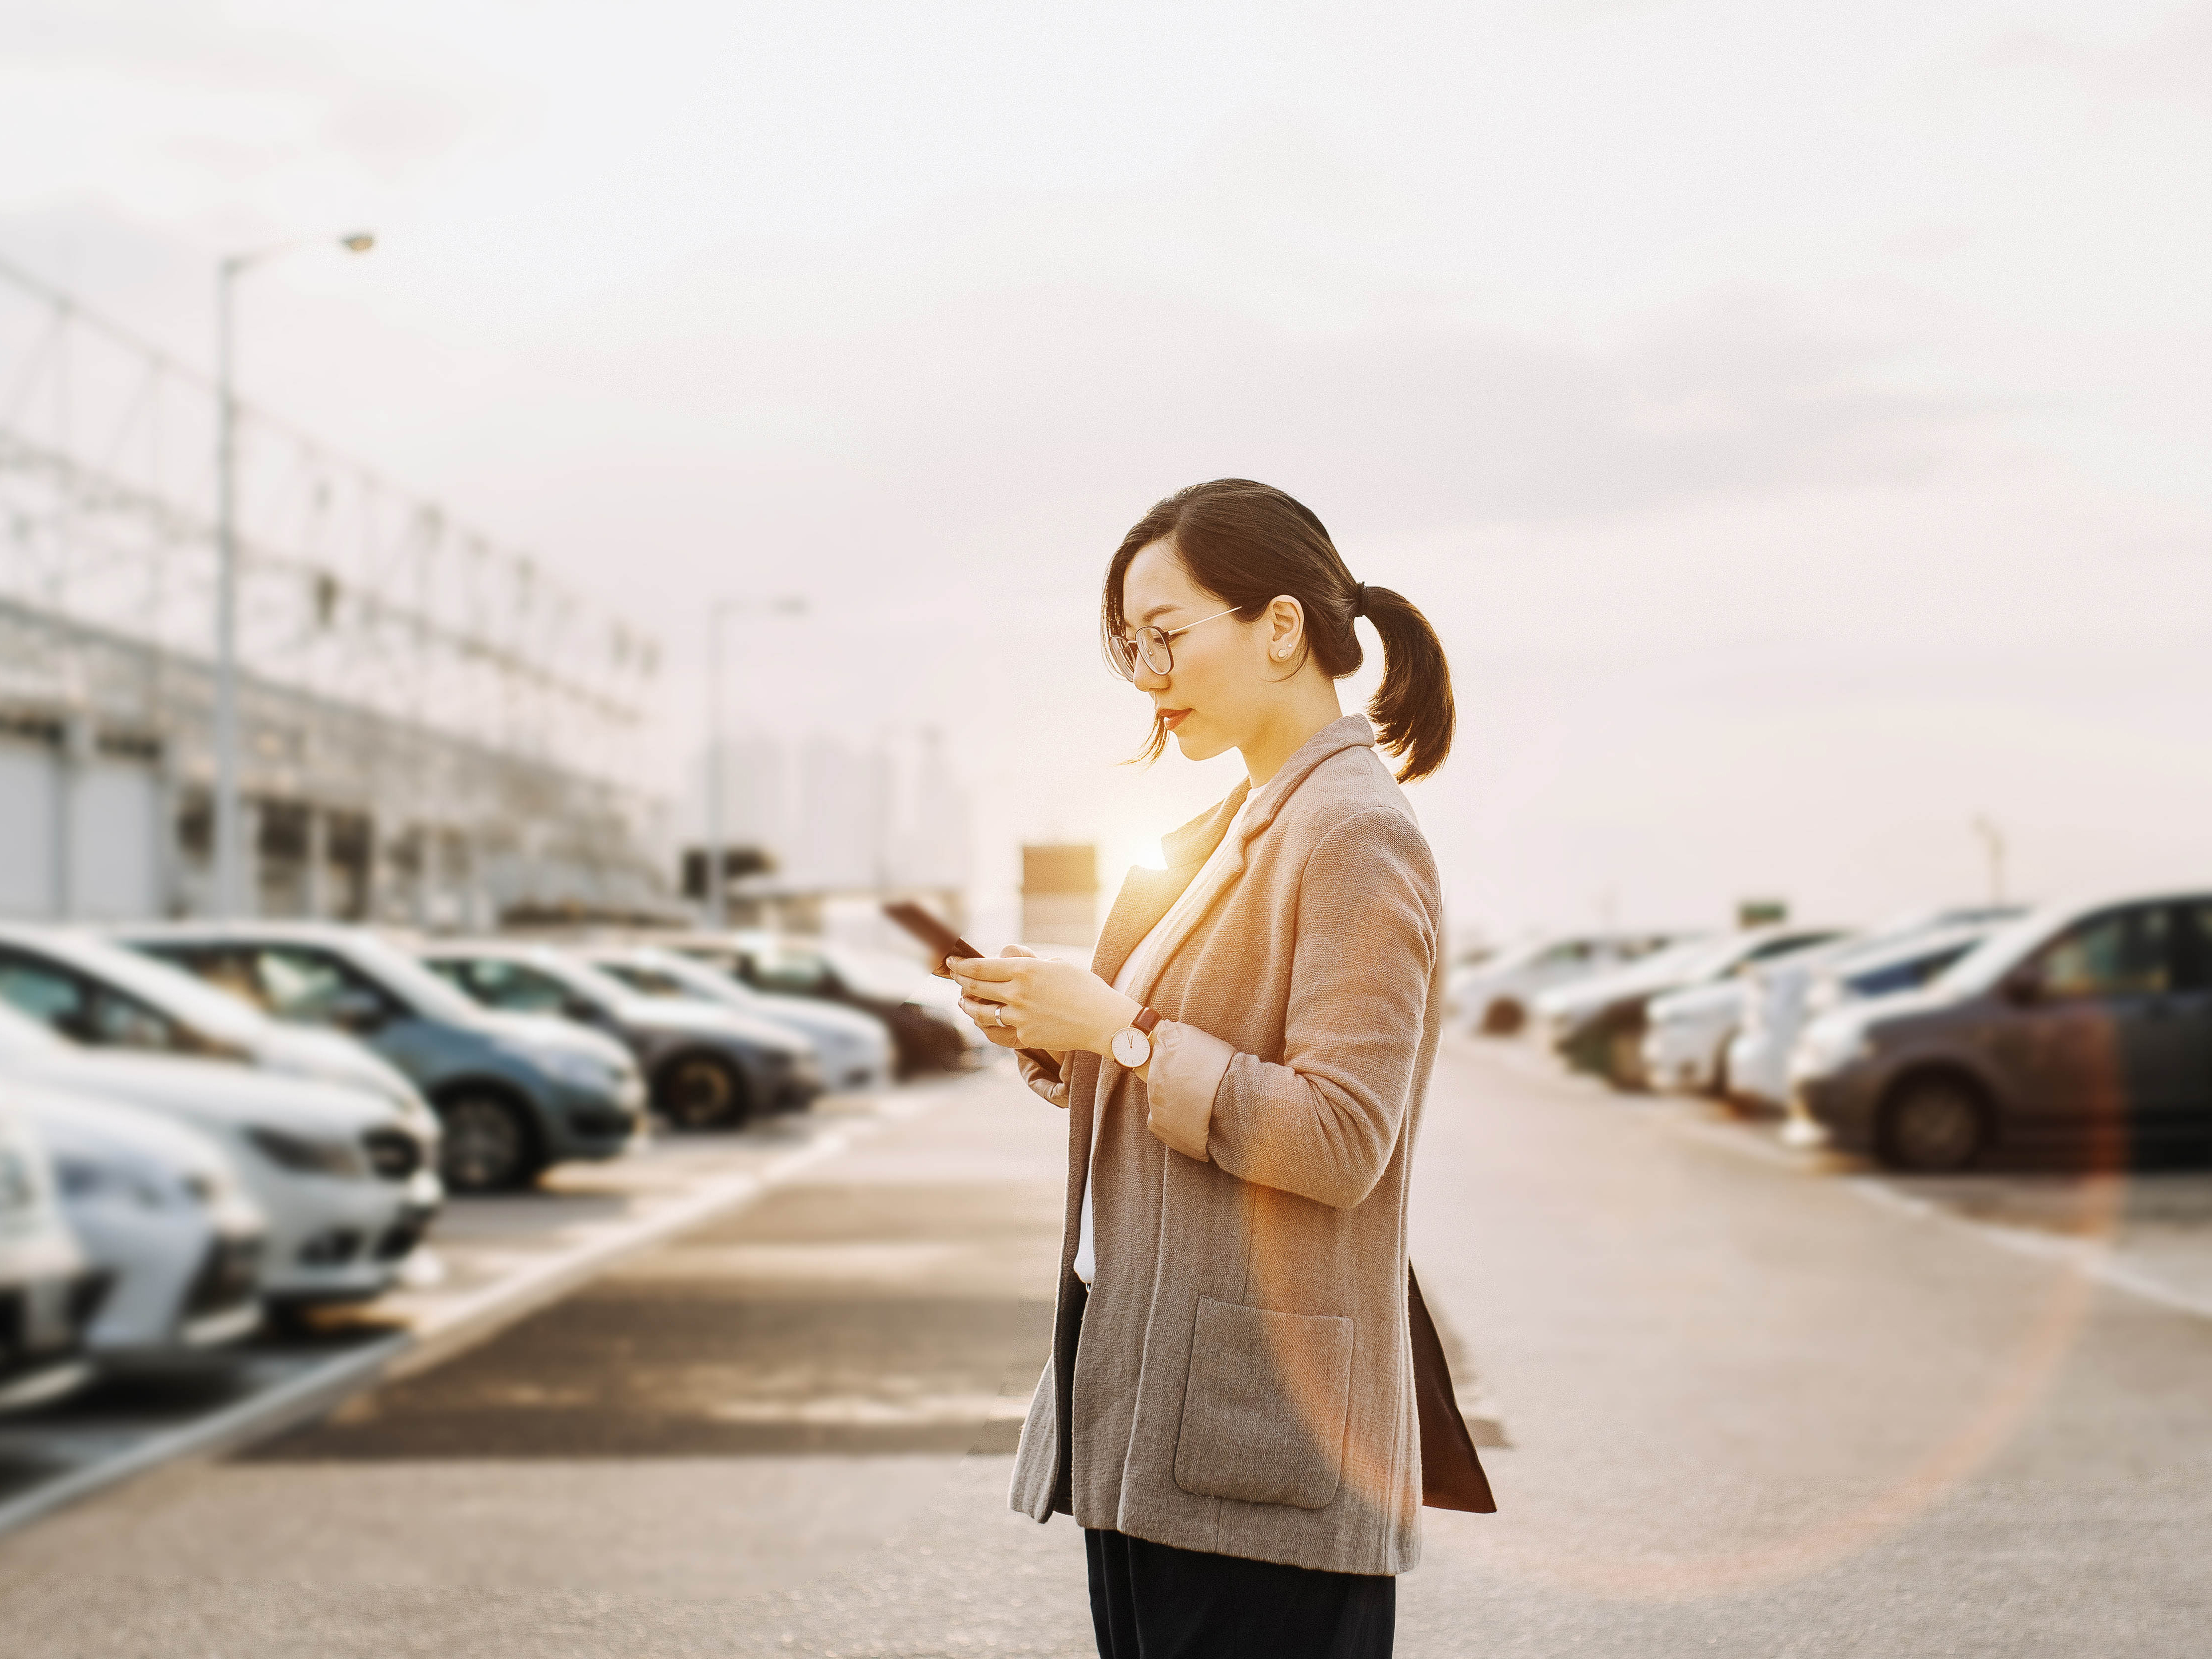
[3,1036,2210,1657]
[0,1077,948,1538]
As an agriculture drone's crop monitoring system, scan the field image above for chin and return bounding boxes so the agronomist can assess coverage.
[1171,725,1228,762]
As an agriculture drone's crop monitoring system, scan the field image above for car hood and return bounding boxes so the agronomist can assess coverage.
[0,1048,403,1135]
[1648,980,1745,1022]
[472,1010,636,1069]
[253,1024,430,1113]
[615,998,809,1055]
[747,992,885,1045]
[8,1080,233,1183]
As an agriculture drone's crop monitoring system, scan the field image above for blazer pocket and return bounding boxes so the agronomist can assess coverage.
[1173,1297,1355,1510]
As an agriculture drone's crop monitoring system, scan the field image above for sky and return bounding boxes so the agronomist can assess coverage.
[4,0,2209,943]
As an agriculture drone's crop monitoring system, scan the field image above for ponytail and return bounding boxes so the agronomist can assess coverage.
[1357,584,1455,783]
[1102,480,1457,783]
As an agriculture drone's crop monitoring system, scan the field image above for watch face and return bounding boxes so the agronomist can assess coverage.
[1111,1026,1150,1068]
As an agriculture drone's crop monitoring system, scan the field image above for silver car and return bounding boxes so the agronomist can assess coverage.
[0,1099,102,1413]
[0,1002,440,1307]
[15,1084,266,1358]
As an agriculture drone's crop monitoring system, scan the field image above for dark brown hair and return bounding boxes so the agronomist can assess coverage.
[1100,479,1456,783]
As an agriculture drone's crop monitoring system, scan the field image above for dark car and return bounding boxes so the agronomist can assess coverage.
[419,943,821,1129]
[672,933,980,1079]
[1789,891,2212,1172]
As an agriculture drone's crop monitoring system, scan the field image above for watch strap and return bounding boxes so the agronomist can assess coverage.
[1133,1005,1162,1036]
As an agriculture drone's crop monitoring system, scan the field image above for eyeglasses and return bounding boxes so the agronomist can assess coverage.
[1107,606,1240,680]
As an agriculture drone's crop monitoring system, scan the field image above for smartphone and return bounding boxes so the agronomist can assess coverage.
[881,900,985,973]
[880,901,1061,1074]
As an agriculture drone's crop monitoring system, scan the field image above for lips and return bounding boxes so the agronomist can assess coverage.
[1158,708,1192,732]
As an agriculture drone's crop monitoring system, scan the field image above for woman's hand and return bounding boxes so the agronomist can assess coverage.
[948,945,1140,1059]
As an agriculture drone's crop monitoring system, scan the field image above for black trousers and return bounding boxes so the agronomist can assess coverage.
[1085,1527,1394,1659]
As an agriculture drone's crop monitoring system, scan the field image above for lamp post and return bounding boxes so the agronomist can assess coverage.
[1972,814,2006,905]
[704,594,806,929]
[212,230,374,919]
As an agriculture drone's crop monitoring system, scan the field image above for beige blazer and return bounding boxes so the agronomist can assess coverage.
[1008,714,1445,1577]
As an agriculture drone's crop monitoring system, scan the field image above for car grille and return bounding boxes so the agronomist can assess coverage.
[186,1235,263,1315]
[361,1128,423,1181]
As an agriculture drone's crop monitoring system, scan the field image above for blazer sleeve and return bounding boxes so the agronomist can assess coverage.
[1143,805,1439,1209]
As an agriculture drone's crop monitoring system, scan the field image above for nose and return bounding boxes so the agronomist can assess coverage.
[1133,658,1171,693]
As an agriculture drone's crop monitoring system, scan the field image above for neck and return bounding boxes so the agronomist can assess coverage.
[1238,677,1345,786]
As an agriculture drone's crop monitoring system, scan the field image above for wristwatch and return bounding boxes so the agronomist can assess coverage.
[1110,1005,1163,1069]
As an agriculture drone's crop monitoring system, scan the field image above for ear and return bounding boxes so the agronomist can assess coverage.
[1266,596,1304,662]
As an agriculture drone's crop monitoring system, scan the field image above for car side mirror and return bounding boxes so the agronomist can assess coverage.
[2000,965,2043,1007]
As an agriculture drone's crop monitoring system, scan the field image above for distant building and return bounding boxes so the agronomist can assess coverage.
[1022,844,1100,946]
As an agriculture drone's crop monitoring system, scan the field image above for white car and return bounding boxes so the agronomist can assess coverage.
[586,946,894,1093]
[14,1083,266,1358]
[1448,932,1677,1036]
[0,924,431,1123]
[1537,928,1845,1089]
[1642,935,1848,1097]
[1726,914,2018,1111]
[0,1003,440,1308]
[0,1100,102,1412]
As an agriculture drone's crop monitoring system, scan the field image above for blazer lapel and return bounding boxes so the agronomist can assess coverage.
[1091,783,1249,989]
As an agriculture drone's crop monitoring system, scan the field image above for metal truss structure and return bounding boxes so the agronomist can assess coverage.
[0,252,672,924]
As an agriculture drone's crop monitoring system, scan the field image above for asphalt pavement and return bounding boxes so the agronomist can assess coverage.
[2,1038,2209,1657]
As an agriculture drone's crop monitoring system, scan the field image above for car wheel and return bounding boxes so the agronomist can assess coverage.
[1881,1078,1989,1173]
[1481,999,1526,1037]
[439,1092,537,1192]
[659,1054,749,1130]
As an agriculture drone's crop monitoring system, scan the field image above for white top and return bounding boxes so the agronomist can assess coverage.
[1073,794,1258,1287]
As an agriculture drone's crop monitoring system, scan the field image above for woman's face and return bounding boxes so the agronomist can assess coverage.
[1119,541,1288,763]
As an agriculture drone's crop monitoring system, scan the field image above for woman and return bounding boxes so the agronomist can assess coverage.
[948,479,1460,1659]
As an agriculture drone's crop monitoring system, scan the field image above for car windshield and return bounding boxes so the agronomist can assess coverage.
[42,931,270,1046]
[1927,908,2063,995]
[0,998,66,1058]
[617,954,751,1004]
[338,934,492,1022]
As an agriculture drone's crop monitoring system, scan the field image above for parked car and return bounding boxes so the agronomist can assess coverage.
[1540,927,1845,1090]
[1729,916,2014,1112]
[1449,932,1677,1036]
[673,934,981,1077]
[118,924,643,1194]
[1642,932,1848,1097]
[14,1083,265,1358]
[0,923,428,1119]
[1790,891,2212,1172]
[0,1097,105,1412]
[584,945,894,1093]
[0,1001,437,1308]
[419,942,821,1129]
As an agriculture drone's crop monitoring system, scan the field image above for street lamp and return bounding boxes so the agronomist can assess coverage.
[213,230,374,919]
[705,594,806,928]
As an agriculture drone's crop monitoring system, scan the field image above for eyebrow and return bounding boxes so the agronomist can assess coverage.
[1137,603,1184,624]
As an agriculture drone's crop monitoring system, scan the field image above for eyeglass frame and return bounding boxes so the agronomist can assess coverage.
[1107,605,1243,680]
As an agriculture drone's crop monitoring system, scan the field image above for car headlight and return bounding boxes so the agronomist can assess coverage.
[245,1125,366,1178]
[542,1048,619,1091]
[55,1154,169,1210]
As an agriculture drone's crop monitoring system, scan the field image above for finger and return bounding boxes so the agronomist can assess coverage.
[981,1024,1021,1048]
[958,995,1010,1021]
[1000,944,1038,958]
[950,956,1024,984]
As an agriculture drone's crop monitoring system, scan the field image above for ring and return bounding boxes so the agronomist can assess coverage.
[994,1006,1008,1027]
